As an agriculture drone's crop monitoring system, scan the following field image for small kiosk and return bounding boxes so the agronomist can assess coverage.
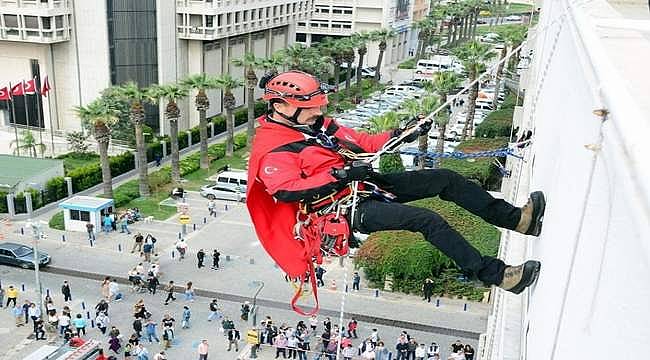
[58,196,114,233]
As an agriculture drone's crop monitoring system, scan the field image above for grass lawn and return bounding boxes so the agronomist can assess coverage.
[117,181,179,221]
[57,153,100,173]
[504,3,534,15]
[398,58,416,69]
[182,147,250,191]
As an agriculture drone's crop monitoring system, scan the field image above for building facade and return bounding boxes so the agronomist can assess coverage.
[0,0,311,137]
[295,0,417,72]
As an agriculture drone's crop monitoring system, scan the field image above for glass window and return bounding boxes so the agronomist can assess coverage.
[344,10,352,14]
[70,209,80,220]
[206,16,214,27]
[4,15,18,27]
[235,12,240,23]
[80,211,90,222]
[343,24,351,29]
[42,17,52,30]
[55,15,63,28]
[217,177,228,183]
[229,178,239,184]
[24,16,39,29]
[240,179,247,185]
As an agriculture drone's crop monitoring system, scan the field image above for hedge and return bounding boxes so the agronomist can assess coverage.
[49,211,65,230]
[475,108,514,138]
[439,137,509,190]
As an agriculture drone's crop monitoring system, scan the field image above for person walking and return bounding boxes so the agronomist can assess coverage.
[142,240,154,263]
[103,214,112,233]
[207,200,217,217]
[132,318,143,338]
[58,311,70,335]
[211,249,220,269]
[145,318,160,343]
[120,214,131,234]
[22,300,31,324]
[184,282,194,302]
[95,299,109,316]
[163,281,176,305]
[61,281,72,302]
[422,278,434,303]
[28,303,41,331]
[207,299,220,322]
[347,318,358,338]
[6,285,18,307]
[198,339,209,360]
[147,274,160,295]
[247,70,546,296]
[161,313,175,340]
[100,277,111,301]
[315,266,326,287]
[132,233,144,253]
[227,328,240,352]
[197,249,205,268]
[72,313,86,336]
[96,312,110,335]
[86,222,95,241]
[352,272,361,291]
[174,239,188,260]
[109,279,122,301]
[181,306,191,329]
[13,304,24,327]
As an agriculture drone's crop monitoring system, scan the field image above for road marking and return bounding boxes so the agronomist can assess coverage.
[220,220,253,228]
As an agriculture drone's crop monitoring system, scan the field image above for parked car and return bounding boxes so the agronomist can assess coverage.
[0,242,50,269]
[199,183,246,202]
[360,66,377,78]
[505,15,522,22]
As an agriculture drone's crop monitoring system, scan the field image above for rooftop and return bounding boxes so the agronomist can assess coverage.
[0,155,63,190]
[59,196,114,210]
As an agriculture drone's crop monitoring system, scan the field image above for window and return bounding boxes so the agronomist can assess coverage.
[298,22,306,26]
[343,24,351,29]
[206,16,214,27]
[4,15,18,28]
[332,9,342,14]
[24,16,39,29]
[70,209,90,221]
[42,17,52,30]
[235,12,240,23]
[218,14,223,26]
[55,15,63,28]
[0,249,11,257]
[344,10,352,14]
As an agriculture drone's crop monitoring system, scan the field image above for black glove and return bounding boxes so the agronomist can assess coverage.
[393,116,433,143]
[331,161,371,183]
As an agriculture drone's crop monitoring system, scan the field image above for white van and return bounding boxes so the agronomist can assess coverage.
[474,101,495,111]
[207,169,248,191]
[415,56,455,75]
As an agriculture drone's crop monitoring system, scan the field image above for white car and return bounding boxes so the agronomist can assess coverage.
[360,67,377,78]
[505,15,522,22]
[200,183,246,202]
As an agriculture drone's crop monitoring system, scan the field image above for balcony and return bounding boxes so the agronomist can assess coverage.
[0,0,72,43]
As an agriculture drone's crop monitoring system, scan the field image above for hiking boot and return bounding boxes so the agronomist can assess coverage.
[499,260,541,294]
[515,191,546,236]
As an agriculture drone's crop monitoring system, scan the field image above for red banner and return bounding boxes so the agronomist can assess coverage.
[24,78,37,94]
[11,82,25,96]
[41,75,51,97]
[0,86,10,101]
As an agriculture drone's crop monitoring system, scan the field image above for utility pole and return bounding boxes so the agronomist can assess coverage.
[249,280,264,359]
[29,221,44,316]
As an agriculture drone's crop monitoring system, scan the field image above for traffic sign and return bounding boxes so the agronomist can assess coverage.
[177,203,190,214]
[246,329,259,344]
[179,215,191,224]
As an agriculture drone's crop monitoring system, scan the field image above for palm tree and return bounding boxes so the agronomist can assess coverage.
[147,84,189,184]
[261,52,286,74]
[282,43,310,69]
[368,111,404,173]
[431,71,461,167]
[453,41,496,139]
[491,26,525,109]
[413,17,436,62]
[318,37,346,86]
[214,74,244,156]
[340,38,357,95]
[466,0,483,39]
[75,99,118,198]
[107,82,151,197]
[232,53,266,146]
[351,32,371,85]
[370,29,396,82]
[10,129,46,157]
[181,74,219,169]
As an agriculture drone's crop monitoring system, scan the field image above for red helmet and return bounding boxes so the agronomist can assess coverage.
[262,70,334,108]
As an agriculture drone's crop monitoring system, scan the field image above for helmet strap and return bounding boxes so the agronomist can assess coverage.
[274,105,303,125]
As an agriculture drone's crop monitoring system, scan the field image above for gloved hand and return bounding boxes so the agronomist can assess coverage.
[393,116,433,143]
[331,161,371,183]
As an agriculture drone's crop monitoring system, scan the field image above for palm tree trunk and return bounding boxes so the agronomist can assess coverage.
[246,86,256,146]
[332,65,340,105]
[472,10,479,39]
[446,23,452,46]
[199,108,209,169]
[97,137,113,198]
[169,119,181,183]
[226,107,234,156]
[492,47,507,109]
[134,122,150,197]
[374,48,385,82]
[435,123,447,168]
[345,67,352,95]
[416,133,428,170]
[463,77,479,140]
[356,50,365,85]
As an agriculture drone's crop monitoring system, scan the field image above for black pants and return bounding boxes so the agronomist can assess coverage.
[6,297,16,307]
[352,282,360,291]
[63,293,72,302]
[356,169,521,286]
[164,292,175,304]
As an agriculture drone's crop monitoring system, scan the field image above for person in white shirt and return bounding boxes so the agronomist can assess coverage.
[448,349,466,360]
[415,343,427,360]
[342,343,356,360]
[174,239,188,260]
[96,312,110,334]
[149,262,160,278]
[109,280,121,301]
[58,313,70,335]
[309,315,318,331]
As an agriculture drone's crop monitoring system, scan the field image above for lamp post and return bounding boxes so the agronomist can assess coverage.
[249,280,264,359]
[28,221,44,316]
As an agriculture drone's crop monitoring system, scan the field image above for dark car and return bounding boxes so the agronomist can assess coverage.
[0,242,50,269]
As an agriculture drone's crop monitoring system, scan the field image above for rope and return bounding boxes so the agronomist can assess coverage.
[399,147,523,160]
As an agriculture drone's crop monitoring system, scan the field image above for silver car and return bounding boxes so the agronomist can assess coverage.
[199,183,246,202]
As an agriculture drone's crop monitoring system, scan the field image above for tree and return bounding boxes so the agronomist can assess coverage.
[369,29,396,82]
[181,74,220,168]
[214,74,244,156]
[368,111,404,174]
[10,129,46,157]
[340,38,357,95]
[431,71,461,167]
[453,41,496,140]
[107,81,151,197]
[351,32,371,85]
[282,43,310,69]
[147,84,188,184]
[492,26,526,109]
[75,98,119,198]
[66,131,90,153]
[232,54,266,146]
[261,52,286,74]
[413,17,436,62]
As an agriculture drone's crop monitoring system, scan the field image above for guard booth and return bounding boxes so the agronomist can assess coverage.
[58,196,114,233]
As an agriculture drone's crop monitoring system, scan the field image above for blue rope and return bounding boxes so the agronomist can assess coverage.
[400,147,524,160]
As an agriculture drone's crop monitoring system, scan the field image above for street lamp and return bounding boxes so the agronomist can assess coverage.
[249,280,264,359]
[28,220,45,316]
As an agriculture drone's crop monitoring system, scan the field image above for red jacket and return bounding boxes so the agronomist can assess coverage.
[247,116,390,277]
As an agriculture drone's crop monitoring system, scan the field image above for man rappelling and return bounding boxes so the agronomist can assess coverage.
[246,70,545,314]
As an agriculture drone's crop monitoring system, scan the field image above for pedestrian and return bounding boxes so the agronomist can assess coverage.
[181,306,191,329]
[375,342,390,360]
[109,326,120,338]
[407,338,418,360]
[110,211,117,231]
[184,282,194,302]
[0,285,4,308]
[163,281,176,305]
[73,313,86,336]
[44,295,56,313]
[61,280,72,302]
[207,299,219,322]
[309,314,317,331]
[135,343,150,360]
[323,317,331,333]
[109,279,122,301]
[132,318,143,338]
[13,304,24,327]
[315,266,326,287]
[120,214,131,234]
[211,249,220,269]
[34,318,45,340]
[347,318,358,338]
[207,199,217,217]
[154,153,162,167]
[109,335,122,355]
[145,318,160,343]
[132,233,144,253]
[153,350,167,360]
[22,300,31,324]
[197,249,205,268]
[422,278,434,303]
[198,339,209,360]
[96,312,110,334]
[86,222,96,241]
[147,274,160,295]
[142,240,153,263]
[463,344,474,360]
[6,285,18,307]
[58,310,70,335]
[161,314,174,339]
[352,272,361,291]
[227,328,240,352]
[101,277,111,301]
[427,342,440,358]
[103,213,112,233]
[161,328,172,349]
[240,301,250,321]
[342,343,355,360]
[174,239,188,260]
[28,303,41,330]
[274,333,288,358]
[95,299,109,316]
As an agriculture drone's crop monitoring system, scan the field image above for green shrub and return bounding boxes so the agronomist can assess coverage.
[49,211,65,230]
[440,137,508,189]
[111,180,140,207]
[0,191,8,213]
[379,154,405,174]
[45,177,68,204]
[67,151,135,193]
[148,167,172,193]
[475,108,514,138]
[178,131,189,149]
[398,58,416,69]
